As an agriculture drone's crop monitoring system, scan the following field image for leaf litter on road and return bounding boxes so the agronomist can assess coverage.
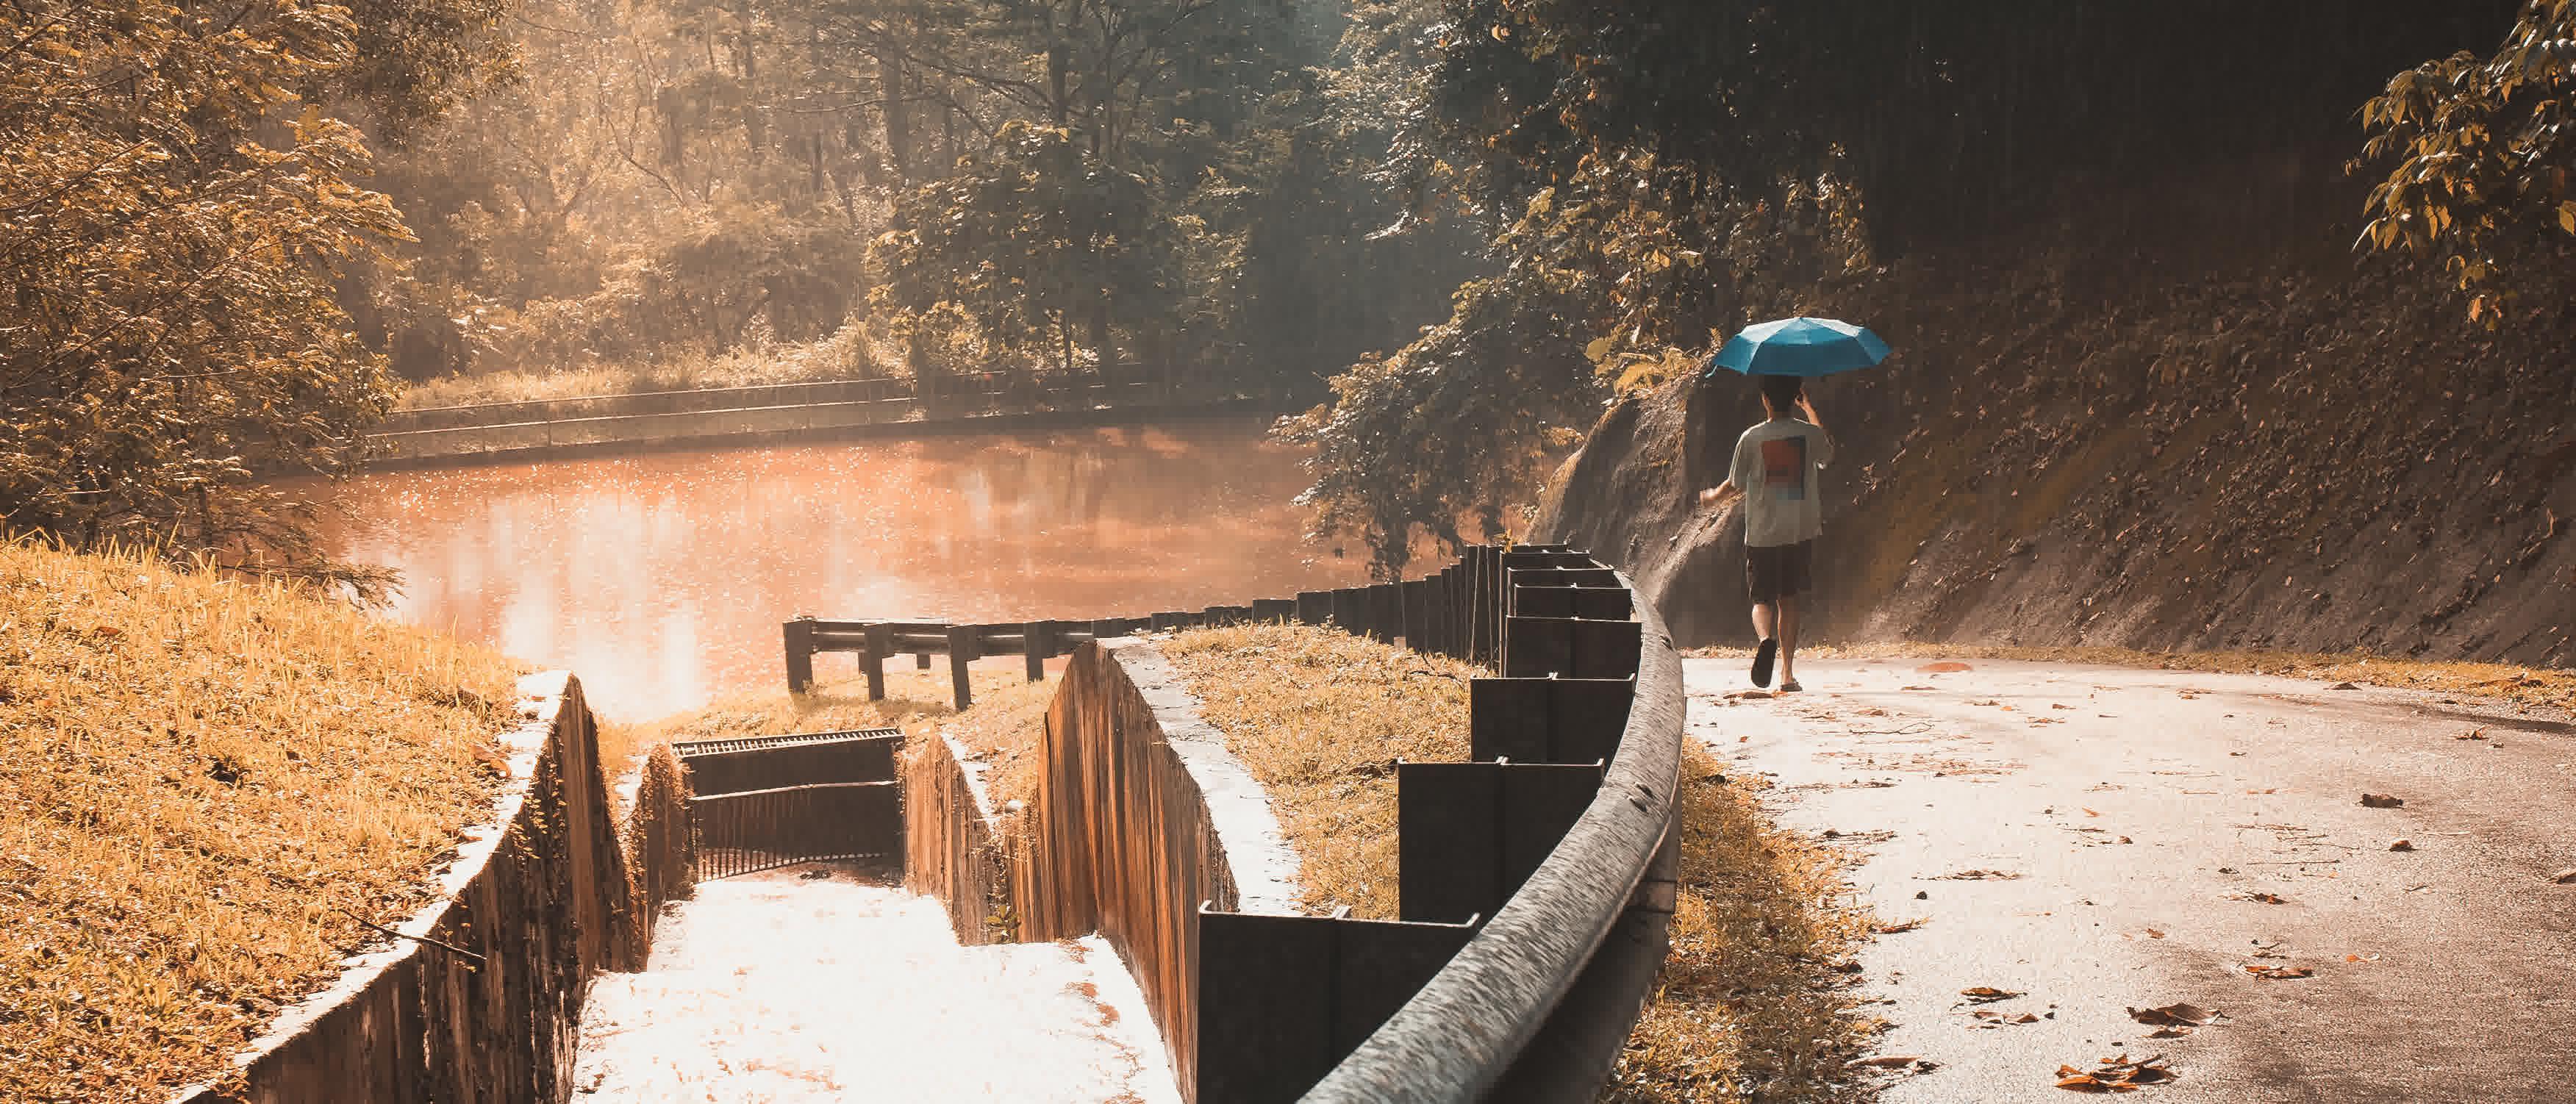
[2056,1053,2175,1093]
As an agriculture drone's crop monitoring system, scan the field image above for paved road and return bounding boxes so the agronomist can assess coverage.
[1686,657,2576,1104]
[573,864,1180,1103]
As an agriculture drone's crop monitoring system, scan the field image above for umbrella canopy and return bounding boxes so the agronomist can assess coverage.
[1706,317,1892,378]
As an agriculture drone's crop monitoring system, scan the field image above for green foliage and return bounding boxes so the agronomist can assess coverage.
[2356,0,2576,320]
[870,123,1175,375]
[1293,0,2533,574]
[0,0,416,592]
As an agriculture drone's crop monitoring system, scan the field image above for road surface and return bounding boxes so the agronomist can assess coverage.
[1687,656,2576,1103]
[572,864,1180,1103]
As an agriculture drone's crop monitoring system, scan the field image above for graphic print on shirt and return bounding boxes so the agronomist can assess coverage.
[1760,435,1808,501]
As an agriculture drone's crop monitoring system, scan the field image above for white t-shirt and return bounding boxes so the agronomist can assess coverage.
[1729,417,1833,548]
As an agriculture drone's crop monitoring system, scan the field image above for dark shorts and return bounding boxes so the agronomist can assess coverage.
[1745,540,1814,603]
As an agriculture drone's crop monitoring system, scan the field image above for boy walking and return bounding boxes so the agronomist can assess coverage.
[1698,374,1833,691]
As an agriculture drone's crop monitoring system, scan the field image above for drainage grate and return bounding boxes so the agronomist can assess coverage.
[673,727,900,758]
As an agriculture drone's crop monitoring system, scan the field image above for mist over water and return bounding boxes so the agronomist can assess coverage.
[318,420,1373,720]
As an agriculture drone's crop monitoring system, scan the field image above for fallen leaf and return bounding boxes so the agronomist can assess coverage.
[2550,869,2576,884]
[2344,953,2381,963]
[2228,892,2289,904]
[2247,787,2278,795]
[2456,728,2489,740]
[2145,1026,2192,1039]
[1724,690,1775,700]
[1917,661,1973,673]
[2389,839,2415,852]
[2244,964,2314,979]
[1850,1055,1923,1069]
[2360,793,2404,808]
[1960,986,2025,1003]
[2128,1003,2217,1026]
[1902,684,1936,691]
[2053,703,2075,709]
[2083,808,2101,817]
[2331,681,2361,689]
[1874,917,1928,933]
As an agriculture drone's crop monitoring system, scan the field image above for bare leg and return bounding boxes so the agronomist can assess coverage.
[1778,595,1801,686]
[1750,601,1777,644]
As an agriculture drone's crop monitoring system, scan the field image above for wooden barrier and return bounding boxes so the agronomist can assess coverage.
[173,673,648,1104]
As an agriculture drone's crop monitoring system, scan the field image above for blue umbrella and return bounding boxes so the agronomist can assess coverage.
[1705,316,1892,378]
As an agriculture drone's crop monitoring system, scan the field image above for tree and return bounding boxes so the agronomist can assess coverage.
[2355,0,2576,320]
[0,1,421,594]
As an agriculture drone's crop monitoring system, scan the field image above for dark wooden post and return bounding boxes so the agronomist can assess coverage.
[863,623,892,701]
[1023,620,1052,682]
[783,617,816,694]
[948,624,978,710]
[916,651,934,669]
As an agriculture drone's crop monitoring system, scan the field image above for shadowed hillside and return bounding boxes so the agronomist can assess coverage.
[1535,203,2576,665]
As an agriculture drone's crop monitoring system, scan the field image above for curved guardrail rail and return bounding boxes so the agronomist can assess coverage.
[1306,553,1682,1102]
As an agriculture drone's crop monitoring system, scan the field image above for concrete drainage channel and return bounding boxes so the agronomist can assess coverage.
[178,544,1681,1102]
[697,542,1684,1103]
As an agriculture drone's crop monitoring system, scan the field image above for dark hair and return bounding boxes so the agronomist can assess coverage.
[1758,373,1804,412]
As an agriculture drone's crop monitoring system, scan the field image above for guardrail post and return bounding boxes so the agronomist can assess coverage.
[1024,620,1053,682]
[863,624,892,700]
[783,617,816,694]
[947,624,978,710]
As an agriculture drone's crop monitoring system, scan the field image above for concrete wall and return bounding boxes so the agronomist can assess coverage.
[384,379,912,433]
[1012,639,1301,1100]
[900,732,1013,946]
[173,671,662,1104]
[372,381,1268,467]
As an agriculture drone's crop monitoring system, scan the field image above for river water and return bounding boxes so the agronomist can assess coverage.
[319,419,1373,720]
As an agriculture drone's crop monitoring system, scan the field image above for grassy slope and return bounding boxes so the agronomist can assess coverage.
[1159,624,1475,917]
[0,543,521,1104]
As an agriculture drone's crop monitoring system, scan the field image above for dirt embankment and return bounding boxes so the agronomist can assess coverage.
[1535,227,2576,666]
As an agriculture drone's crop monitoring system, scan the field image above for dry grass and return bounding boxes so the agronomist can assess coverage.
[1606,743,1886,1103]
[0,541,523,1104]
[1686,641,2576,714]
[1157,624,1475,918]
[612,664,1060,811]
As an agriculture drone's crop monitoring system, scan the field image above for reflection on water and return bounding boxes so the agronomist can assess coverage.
[318,420,1374,720]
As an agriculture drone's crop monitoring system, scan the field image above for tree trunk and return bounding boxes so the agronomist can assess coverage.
[879,50,912,182]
